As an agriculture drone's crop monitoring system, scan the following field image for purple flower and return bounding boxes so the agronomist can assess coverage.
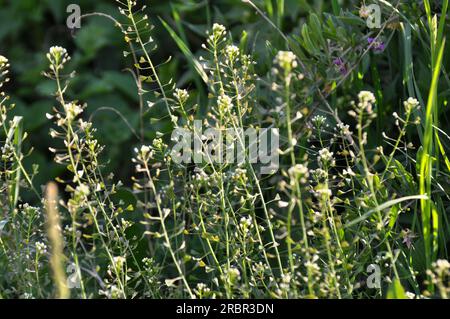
[333,58,344,66]
[376,42,386,52]
[333,58,347,75]
[367,37,385,52]
[402,229,417,249]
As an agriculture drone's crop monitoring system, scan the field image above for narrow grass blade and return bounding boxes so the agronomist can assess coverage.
[159,18,209,86]
[9,116,23,210]
[419,38,445,270]
[276,0,284,29]
[331,0,340,16]
[345,195,428,228]
[435,132,450,173]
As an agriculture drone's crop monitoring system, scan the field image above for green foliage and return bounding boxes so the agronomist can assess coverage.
[0,0,449,299]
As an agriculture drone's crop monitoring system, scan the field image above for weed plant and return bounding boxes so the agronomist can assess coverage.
[0,0,449,299]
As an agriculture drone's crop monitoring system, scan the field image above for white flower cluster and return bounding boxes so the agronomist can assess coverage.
[113,256,126,270]
[434,259,450,270]
[63,102,83,121]
[152,137,166,150]
[230,168,248,183]
[225,45,240,62]
[225,267,241,286]
[218,93,233,113]
[212,23,226,38]
[280,273,292,291]
[36,242,47,255]
[194,283,211,298]
[142,257,154,269]
[403,97,420,113]
[49,46,67,58]
[75,184,90,197]
[318,148,335,167]
[336,122,352,137]
[239,215,253,235]
[134,145,153,164]
[311,115,327,129]
[314,184,332,198]
[426,259,450,297]
[288,164,309,184]
[47,46,70,71]
[357,90,376,114]
[274,51,298,72]
[174,88,189,105]
[205,23,227,49]
[311,168,327,180]
[0,55,9,83]
[192,167,210,182]
[0,55,8,68]
[304,254,321,273]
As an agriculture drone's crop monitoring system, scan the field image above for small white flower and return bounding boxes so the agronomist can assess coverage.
[225,45,240,61]
[239,216,253,235]
[318,148,335,166]
[64,102,83,120]
[0,55,8,67]
[49,46,67,57]
[358,91,376,104]
[405,292,417,299]
[140,145,151,155]
[112,256,126,271]
[174,88,189,104]
[434,259,450,272]
[315,186,332,197]
[75,184,90,197]
[288,164,309,184]
[152,138,165,149]
[137,145,153,162]
[274,51,298,71]
[194,283,211,297]
[311,115,327,129]
[196,283,209,292]
[337,122,352,137]
[212,23,226,38]
[47,46,70,68]
[403,97,420,113]
[304,260,320,272]
[218,94,233,112]
[225,267,241,285]
[312,168,327,180]
[357,90,376,114]
[281,273,291,284]
[278,200,289,208]
[36,242,47,255]
[343,167,356,177]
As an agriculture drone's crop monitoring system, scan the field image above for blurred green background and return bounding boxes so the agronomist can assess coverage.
[0,0,321,197]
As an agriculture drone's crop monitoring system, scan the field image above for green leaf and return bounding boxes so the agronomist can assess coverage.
[387,279,407,299]
[159,18,209,85]
[345,195,428,228]
[103,71,139,102]
[74,22,111,58]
